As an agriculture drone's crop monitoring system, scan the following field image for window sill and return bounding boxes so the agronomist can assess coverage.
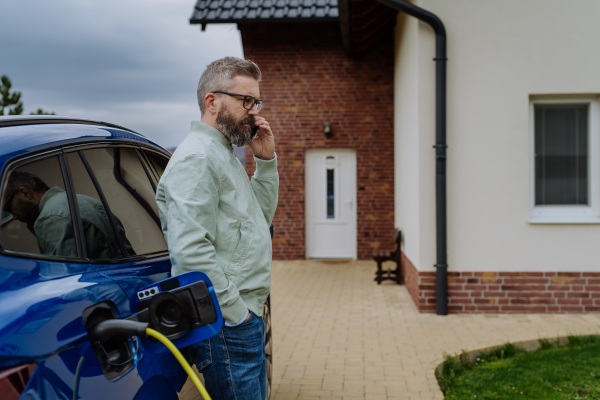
[529,217,600,224]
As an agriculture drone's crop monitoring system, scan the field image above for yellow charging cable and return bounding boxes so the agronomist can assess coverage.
[146,328,212,400]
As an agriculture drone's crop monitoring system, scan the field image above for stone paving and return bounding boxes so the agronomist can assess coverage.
[269,260,600,400]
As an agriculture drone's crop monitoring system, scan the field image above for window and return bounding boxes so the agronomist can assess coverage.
[76,147,168,257]
[142,150,169,183]
[530,96,600,223]
[0,155,76,257]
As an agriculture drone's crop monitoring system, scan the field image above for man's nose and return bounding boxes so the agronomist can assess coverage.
[248,106,259,115]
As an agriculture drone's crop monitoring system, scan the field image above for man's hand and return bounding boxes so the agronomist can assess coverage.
[249,116,275,160]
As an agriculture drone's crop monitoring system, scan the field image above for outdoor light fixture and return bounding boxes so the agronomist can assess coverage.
[323,122,332,138]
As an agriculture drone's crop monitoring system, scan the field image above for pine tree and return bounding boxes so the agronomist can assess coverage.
[0,75,24,115]
[30,108,55,115]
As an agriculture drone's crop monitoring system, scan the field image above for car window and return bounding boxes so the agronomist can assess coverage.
[67,152,137,261]
[0,156,73,257]
[143,151,169,182]
[77,147,167,257]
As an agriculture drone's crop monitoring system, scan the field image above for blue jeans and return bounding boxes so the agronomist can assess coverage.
[188,312,266,400]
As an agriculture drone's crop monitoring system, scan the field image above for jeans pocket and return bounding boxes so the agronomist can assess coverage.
[189,338,212,372]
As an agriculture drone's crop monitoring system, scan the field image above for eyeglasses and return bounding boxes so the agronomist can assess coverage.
[212,91,263,112]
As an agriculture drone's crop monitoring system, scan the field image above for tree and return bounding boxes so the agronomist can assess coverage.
[0,75,24,115]
[30,108,55,115]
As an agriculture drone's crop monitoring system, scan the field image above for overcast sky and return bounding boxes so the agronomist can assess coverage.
[1,0,244,149]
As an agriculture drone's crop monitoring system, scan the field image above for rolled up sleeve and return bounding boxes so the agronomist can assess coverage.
[251,153,279,225]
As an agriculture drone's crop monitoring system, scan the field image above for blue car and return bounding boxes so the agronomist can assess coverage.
[0,116,273,400]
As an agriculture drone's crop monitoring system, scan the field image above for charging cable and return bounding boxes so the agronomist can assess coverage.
[146,328,212,400]
[90,320,212,400]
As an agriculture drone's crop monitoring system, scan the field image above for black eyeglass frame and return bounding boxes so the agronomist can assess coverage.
[212,91,263,111]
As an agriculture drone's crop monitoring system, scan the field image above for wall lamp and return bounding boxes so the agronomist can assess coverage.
[323,122,332,138]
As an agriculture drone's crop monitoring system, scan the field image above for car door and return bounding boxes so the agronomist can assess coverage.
[57,143,186,398]
[0,149,165,400]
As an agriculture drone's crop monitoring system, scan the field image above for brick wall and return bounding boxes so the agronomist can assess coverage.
[239,22,395,260]
[402,252,600,313]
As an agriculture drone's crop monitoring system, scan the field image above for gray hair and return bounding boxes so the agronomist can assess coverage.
[197,57,262,114]
[3,170,50,206]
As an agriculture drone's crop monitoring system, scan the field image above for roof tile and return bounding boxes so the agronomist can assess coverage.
[191,0,337,23]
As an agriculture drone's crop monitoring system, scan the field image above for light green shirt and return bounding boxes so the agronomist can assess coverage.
[156,121,279,324]
[35,186,134,259]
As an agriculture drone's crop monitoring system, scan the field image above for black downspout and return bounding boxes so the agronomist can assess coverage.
[375,0,448,315]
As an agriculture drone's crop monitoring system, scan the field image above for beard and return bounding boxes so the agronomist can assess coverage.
[14,199,40,236]
[216,107,255,147]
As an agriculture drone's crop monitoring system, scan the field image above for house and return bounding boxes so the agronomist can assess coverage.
[190,0,600,314]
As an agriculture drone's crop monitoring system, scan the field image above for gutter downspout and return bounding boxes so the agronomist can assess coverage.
[375,0,448,315]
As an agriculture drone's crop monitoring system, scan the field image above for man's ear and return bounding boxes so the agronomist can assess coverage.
[204,93,218,114]
[18,187,32,200]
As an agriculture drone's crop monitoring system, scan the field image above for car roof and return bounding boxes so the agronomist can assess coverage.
[0,116,167,161]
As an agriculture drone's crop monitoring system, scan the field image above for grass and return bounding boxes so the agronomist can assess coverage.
[436,335,600,399]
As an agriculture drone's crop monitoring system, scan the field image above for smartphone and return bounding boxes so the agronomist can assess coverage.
[251,124,259,139]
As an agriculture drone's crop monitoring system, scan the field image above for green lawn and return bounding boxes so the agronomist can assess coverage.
[438,337,600,400]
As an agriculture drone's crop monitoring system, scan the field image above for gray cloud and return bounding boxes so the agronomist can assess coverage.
[1,0,244,149]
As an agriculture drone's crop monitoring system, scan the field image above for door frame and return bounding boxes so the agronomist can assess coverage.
[305,148,357,259]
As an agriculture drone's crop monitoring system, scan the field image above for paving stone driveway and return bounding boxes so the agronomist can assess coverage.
[270,260,600,400]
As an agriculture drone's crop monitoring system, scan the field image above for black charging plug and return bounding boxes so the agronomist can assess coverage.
[90,320,149,343]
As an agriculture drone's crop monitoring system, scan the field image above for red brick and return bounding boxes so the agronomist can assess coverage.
[481,278,502,284]
[464,285,486,291]
[560,306,584,312]
[583,273,600,277]
[498,272,521,277]
[501,285,546,291]
[519,272,545,277]
[557,299,580,305]
[476,306,501,312]
[474,298,496,304]
[585,286,600,291]
[567,292,590,298]
[449,298,473,305]
[584,306,600,312]
[547,285,570,291]
[501,305,547,312]
[506,292,552,298]
[474,272,498,277]
[504,278,549,284]
[448,291,470,297]
[557,272,582,277]
[484,291,506,297]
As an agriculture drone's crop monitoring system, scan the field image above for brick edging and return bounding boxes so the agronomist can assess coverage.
[401,252,600,313]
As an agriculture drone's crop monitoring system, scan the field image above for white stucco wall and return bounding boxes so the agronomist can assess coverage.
[395,0,600,272]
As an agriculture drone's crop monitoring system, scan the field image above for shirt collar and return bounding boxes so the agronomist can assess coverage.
[39,186,65,213]
[190,121,233,152]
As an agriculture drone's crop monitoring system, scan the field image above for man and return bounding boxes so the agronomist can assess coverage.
[2,170,134,259]
[155,57,278,399]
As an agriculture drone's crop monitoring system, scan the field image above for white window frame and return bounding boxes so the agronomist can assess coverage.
[529,95,600,224]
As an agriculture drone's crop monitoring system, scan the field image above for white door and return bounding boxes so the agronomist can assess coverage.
[305,149,357,258]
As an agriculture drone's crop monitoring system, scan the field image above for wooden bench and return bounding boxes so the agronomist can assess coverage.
[372,229,402,284]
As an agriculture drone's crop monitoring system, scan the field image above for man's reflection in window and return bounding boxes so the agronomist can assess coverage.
[2,171,135,259]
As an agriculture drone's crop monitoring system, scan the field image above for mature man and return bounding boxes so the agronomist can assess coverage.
[2,170,133,259]
[155,57,278,399]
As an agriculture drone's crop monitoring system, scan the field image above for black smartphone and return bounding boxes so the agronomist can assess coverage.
[250,124,259,139]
